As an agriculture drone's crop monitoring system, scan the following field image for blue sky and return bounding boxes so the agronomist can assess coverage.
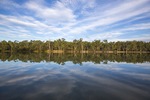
[0,0,150,41]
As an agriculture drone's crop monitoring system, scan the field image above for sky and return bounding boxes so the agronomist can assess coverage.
[0,0,150,42]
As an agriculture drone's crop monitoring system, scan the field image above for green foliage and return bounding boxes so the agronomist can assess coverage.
[0,39,150,53]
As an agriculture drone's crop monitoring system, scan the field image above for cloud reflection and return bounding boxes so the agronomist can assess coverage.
[0,61,150,100]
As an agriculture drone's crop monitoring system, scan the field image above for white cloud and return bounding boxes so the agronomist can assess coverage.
[121,23,150,31]
[0,15,37,27]
[0,0,150,41]
[84,32,123,41]
[66,0,150,35]
[25,1,76,23]
[0,14,63,35]
[109,34,150,42]
[0,0,22,10]
[60,0,96,15]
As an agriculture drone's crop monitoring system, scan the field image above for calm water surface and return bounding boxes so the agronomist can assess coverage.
[0,53,150,100]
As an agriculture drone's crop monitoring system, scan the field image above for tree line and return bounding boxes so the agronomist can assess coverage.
[0,53,150,64]
[0,38,150,53]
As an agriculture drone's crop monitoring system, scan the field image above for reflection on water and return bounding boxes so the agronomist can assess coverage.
[0,53,150,64]
[0,53,150,100]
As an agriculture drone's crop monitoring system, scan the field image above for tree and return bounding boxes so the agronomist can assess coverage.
[1,40,9,52]
[0,39,150,53]
[73,39,78,52]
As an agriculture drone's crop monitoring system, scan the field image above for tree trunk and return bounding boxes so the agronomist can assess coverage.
[49,41,51,53]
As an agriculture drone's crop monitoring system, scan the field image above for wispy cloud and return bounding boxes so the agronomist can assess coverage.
[0,0,150,41]
[25,1,76,23]
[121,23,150,31]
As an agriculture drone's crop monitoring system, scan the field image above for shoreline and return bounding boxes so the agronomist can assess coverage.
[1,50,150,53]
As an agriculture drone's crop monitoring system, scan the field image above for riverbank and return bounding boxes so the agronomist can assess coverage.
[45,50,150,53]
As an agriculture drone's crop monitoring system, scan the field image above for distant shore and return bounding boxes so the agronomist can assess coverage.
[0,39,150,53]
[1,50,150,53]
[45,50,150,53]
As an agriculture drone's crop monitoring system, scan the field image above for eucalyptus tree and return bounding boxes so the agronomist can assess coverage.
[44,40,52,52]
[79,38,83,53]
[31,40,43,52]
[103,40,108,51]
[17,40,29,52]
[1,40,9,52]
[73,39,78,52]
[48,40,51,51]
[84,41,90,51]
[53,39,60,50]
[8,41,15,52]
[131,40,137,51]
[61,38,66,51]
[0,39,150,53]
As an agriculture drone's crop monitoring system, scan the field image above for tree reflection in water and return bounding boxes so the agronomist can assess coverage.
[0,53,149,64]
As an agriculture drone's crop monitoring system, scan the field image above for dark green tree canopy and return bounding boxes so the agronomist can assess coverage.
[0,39,150,53]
